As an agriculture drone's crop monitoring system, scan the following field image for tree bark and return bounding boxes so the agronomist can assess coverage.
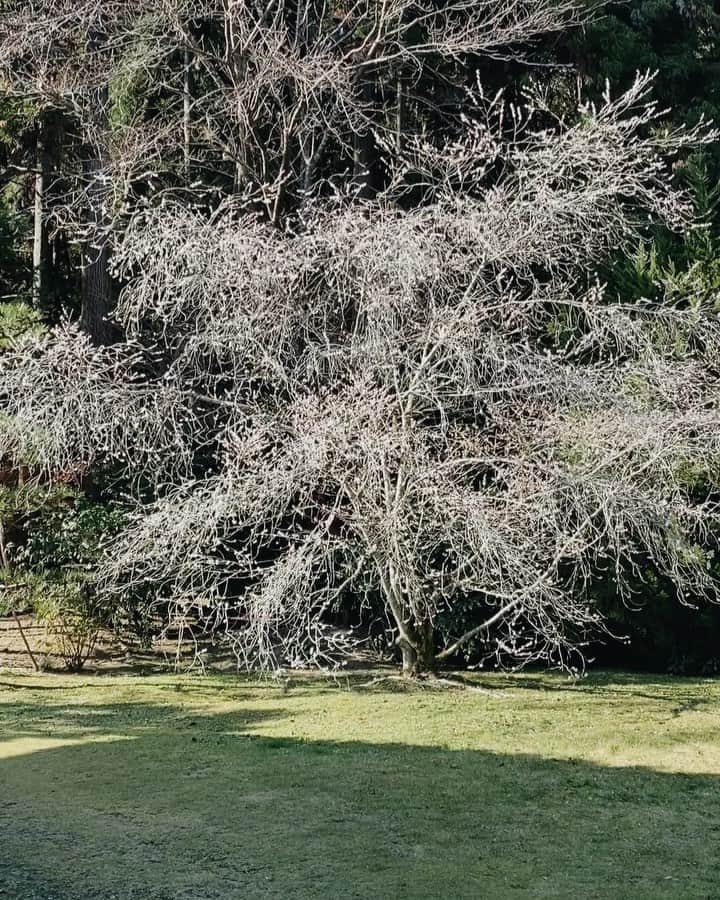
[32,116,51,307]
[80,24,115,344]
[80,80,115,345]
[378,548,436,676]
[353,75,378,199]
[80,150,114,344]
[399,620,435,676]
[395,70,404,153]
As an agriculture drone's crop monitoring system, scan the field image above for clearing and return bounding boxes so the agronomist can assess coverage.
[1,671,719,899]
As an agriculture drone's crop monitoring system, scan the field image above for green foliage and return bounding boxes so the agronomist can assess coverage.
[0,198,30,303]
[108,14,174,129]
[434,593,493,664]
[108,51,150,129]
[602,154,720,310]
[590,570,720,674]
[568,1,720,127]
[0,300,44,346]
[1,487,127,668]
[0,95,40,145]
[17,493,128,573]
[35,577,101,672]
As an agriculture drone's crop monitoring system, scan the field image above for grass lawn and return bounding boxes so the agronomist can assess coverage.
[1,670,719,899]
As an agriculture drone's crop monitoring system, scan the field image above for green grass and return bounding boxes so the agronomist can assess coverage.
[1,670,719,899]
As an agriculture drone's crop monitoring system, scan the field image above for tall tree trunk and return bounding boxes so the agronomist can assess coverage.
[80,151,114,344]
[223,3,251,194]
[80,24,114,344]
[353,74,379,198]
[396,70,404,153]
[32,116,51,307]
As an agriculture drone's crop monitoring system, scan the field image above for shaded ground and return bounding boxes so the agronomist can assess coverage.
[0,615,235,674]
[0,615,374,675]
[1,672,719,899]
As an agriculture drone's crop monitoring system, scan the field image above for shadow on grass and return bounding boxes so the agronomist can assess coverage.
[458,669,720,715]
[0,689,286,744]
[1,694,719,900]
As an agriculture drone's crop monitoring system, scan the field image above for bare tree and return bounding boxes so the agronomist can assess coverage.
[0,0,590,353]
[2,64,719,674]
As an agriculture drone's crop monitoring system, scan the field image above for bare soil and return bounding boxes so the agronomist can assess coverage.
[0,614,217,674]
[0,615,381,675]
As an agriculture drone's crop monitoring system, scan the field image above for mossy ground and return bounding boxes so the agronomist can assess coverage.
[1,670,719,899]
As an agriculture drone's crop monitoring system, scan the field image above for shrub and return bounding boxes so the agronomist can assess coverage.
[35,578,102,673]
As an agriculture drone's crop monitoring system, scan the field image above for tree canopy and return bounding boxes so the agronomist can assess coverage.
[1,1,720,674]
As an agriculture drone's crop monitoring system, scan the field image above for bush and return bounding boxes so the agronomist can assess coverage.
[18,493,127,572]
[35,578,102,673]
[1,489,128,669]
[588,571,720,676]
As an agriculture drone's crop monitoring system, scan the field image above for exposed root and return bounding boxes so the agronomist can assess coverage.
[355,672,498,693]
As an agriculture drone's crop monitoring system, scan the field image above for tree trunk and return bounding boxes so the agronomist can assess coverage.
[381,562,436,675]
[80,150,114,344]
[399,620,435,676]
[395,70,404,153]
[224,4,251,194]
[32,116,51,307]
[80,25,115,344]
[80,81,115,345]
[353,75,378,198]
